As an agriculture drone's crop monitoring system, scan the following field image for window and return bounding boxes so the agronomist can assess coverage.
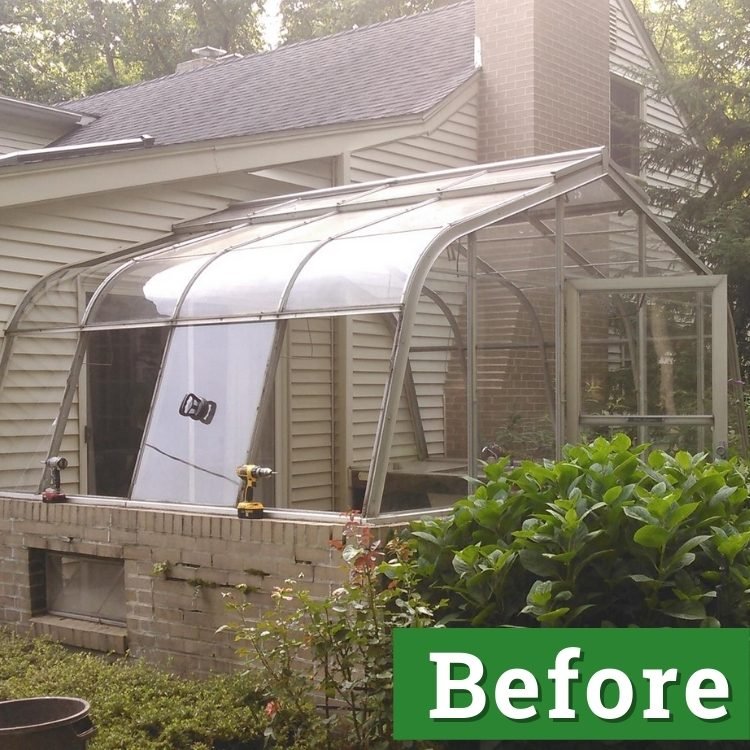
[610,76,642,174]
[45,553,126,625]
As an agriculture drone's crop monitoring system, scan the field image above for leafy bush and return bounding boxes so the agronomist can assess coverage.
[222,514,441,750]
[406,434,750,628]
[0,629,316,750]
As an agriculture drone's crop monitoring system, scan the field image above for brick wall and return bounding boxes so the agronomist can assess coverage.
[475,0,610,161]
[0,496,352,674]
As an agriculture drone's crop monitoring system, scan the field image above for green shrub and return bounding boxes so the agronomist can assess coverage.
[0,629,316,750]
[406,434,750,628]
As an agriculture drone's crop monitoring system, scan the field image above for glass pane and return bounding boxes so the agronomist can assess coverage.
[86,328,169,496]
[0,332,80,492]
[475,226,556,461]
[131,322,276,505]
[645,224,694,276]
[344,193,527,234]
[179,241,319,319]
[46,553,125,624]
[372,247,470,513]
[148,222,285,260]
[347,313,421,512]
[88,256,208,324]
[560,210,640,278]
[581,424,714,456]
[284,229,439,312]
[244,206,402,243]
[388,250,468,512]
[580,290,712,417]
[12,266,102,332]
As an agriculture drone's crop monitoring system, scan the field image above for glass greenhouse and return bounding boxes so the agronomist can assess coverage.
[0,148,743,520]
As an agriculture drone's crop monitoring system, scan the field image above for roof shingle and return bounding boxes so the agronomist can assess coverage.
[56,1,476,148]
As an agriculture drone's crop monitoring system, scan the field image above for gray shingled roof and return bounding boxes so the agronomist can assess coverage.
[55,1,476,149]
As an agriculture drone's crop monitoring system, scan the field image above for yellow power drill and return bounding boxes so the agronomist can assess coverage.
[236,464,273,518]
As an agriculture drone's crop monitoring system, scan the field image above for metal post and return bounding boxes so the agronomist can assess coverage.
[467,234,478,478]
[637,213,648,445]
[696,291,706,452]
[712,278,728,457]
[554,196,565,459]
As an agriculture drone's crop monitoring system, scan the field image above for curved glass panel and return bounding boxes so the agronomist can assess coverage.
[131,321,276,505]
[12,262,125,332]
[179,241,320,319]
[284,229,441,312]
[88,256,209,324]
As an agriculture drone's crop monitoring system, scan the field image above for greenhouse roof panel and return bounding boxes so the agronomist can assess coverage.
[7,148,706,334]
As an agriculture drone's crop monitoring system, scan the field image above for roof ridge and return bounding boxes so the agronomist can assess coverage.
[57,0,473,109]
[274,0,473,53]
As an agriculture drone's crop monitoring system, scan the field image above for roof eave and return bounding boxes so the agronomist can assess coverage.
[0,95,86,127]
[0,74,480,210]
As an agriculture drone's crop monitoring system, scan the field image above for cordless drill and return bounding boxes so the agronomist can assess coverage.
[236,464,273,518]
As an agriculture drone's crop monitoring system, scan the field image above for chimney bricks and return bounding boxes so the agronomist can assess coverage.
[475,0,610,162]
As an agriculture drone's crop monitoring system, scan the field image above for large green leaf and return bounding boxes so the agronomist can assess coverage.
[660,600,707,621]
[633,525,670,549]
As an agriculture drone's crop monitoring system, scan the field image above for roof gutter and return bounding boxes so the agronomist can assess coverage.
[0,134,156,166]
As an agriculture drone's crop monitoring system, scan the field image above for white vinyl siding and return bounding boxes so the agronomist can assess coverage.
[0,172,309,332]
[0,167,329,495]
[609,0,705,197]
[350,315,416,467]
[0,121,69,155]
[286,318,335,511]
[350,92,479,182]
[410,255,468,458]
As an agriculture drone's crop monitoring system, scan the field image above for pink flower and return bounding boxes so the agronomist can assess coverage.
[264,699,280,719]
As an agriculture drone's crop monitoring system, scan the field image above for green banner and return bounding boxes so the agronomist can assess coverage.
[393,628,750,741]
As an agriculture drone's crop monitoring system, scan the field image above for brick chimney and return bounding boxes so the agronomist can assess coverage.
[475,0,610,162]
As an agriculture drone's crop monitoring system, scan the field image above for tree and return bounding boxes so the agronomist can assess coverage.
[0,0,265,104]
[279,0,452,44]
[638,0,750,376]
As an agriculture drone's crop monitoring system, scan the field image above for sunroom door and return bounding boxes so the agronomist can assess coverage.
[565,276,728,457]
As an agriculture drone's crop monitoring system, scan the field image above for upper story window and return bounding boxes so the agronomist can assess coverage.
[610,76,642,175]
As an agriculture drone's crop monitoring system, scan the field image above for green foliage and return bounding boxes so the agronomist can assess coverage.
[406,434,750,628]
[279,0,452,44]
[0,628,311,750]
[222,514,441,750]
[636,0,750,377]
[0,0,264,103]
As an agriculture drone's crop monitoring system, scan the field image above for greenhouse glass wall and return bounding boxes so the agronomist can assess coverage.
[0,148,743,521]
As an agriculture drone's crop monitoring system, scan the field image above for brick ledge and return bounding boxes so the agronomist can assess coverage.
[31,614,128,654]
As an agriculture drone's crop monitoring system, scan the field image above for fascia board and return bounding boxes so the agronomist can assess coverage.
[0,77,480,209]
[0,96,84,126]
